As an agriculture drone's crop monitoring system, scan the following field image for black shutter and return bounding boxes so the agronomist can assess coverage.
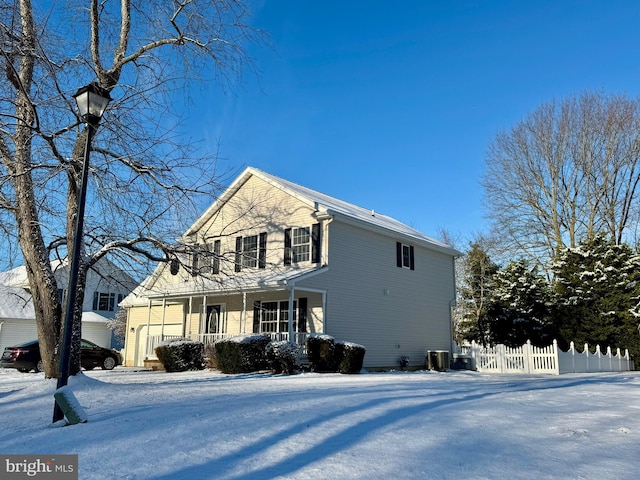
[284,228,292,265]
[298,297,308,333]
[235,236,243,272]
[253,301,261,333]
[259,232,267,269]
[213,240,221,274]
[92,292,98,310]
[311,223,321,264]
[396,242,403,268]
[191,248,199,276]
[410,245,415,270]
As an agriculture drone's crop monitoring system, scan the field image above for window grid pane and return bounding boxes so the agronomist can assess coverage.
[402,245,411,268]
[292,227,310,263]
[243,235,258,268]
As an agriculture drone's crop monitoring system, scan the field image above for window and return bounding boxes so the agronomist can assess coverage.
[193,240,222,275]
[396,242,415,270]
[235,233,267,271]
[284,224,321,265]
[93,292,116,312]
[212,240,221,274]
[242,235,258,268]
[292,227,310,262]
[402,244,411,267]
[257,300,297,334]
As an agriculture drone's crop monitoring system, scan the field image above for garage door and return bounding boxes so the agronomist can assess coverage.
[0,319,38,352]
[82,323,112,348]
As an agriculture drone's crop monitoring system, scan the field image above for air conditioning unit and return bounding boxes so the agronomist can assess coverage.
[426,350,449,371]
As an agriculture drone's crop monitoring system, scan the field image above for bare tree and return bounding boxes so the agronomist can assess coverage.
[483,91,640,266]
[0,0,263,377]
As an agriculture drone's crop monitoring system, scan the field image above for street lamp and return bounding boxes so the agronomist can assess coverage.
[53,83,111,423]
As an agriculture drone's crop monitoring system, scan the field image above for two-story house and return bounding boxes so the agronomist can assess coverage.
[0,258,137,352]
[121,167,459,370]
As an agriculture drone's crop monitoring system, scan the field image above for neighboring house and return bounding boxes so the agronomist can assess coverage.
[0,258,137,352]
[122,167,459,369]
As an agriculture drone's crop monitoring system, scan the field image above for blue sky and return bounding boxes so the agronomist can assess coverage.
[184,0,640,246]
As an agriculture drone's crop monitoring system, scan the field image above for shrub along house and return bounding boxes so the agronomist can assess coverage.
[121,167,459,370]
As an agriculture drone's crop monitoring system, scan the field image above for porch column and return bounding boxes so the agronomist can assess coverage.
[242,292,247,333]
[186,296,193,338]
[146,298,152,335]
[288,287,295,340]
[201,295,207,337]
[322,291,327,332]
[161,298,167,339]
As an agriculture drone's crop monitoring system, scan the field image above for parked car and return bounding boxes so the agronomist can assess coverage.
[0,339,121,373]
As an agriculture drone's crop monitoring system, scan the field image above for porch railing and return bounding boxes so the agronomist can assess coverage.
[145,331,310,360]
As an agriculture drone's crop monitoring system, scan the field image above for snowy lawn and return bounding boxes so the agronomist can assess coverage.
[1,367,639,480]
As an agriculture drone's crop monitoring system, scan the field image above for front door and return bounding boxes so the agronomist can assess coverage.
[205,304,224,335]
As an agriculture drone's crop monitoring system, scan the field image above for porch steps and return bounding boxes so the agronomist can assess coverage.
[143,359,164,371]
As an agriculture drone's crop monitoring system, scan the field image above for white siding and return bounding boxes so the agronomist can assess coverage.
[298,220,455,369]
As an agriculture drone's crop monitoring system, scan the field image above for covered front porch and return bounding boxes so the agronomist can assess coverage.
[130,285,326,366]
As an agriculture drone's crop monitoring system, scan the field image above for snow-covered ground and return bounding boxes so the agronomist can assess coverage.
[1,367,639,479]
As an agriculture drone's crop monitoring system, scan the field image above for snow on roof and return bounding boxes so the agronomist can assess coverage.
[0,259,67,289]
[186,167,459,255]
[121,265,327,305]
[81,312,112,324]
[0,285,35,319]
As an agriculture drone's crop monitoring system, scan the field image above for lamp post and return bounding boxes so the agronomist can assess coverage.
[53,83,111,423]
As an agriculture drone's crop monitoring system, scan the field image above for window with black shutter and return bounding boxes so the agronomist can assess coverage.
[235,237,242,272]
[212,239,221,274]
[311,223,321,263]
[284,228,292,265]
[235,233,266,271]
[284,224,321,264]
[396,241,415,270]
[259,232,267,268]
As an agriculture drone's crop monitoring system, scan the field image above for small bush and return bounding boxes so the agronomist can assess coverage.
[306,334,337,372]
[335,341,366,374]
[214,335,270,373]
[266,341,301,374]
[155,339,204,372]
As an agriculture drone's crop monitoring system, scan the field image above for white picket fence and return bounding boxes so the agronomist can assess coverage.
[461,340,634,375]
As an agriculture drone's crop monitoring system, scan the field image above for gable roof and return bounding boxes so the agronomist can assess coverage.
[184,167,459,256]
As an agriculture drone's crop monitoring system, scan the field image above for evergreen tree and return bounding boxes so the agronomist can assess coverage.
[487,260,554,347]
[456,242,499,346]
[552,234,640,358]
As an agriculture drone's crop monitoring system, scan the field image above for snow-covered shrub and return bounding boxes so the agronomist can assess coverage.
[265,341,301,374]
[335,341,366,374]
[214,335,270,373]
[306,334,337,372]
[155,339,204,372]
